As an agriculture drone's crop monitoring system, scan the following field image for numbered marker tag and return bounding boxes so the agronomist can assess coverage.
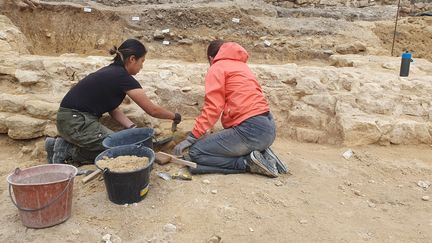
[162,41,170,45]
[83,7,92,13]
[132,16,140,21]
[231,18,240,23]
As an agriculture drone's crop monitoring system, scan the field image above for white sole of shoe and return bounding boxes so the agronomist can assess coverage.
[250,151,278,177]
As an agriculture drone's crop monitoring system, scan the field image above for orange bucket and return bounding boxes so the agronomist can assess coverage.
[7,164,78,228]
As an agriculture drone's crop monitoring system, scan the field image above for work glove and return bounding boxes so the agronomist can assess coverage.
[173,134,197,156]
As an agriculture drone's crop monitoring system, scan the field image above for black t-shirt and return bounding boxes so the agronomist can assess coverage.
[60,64,142,117]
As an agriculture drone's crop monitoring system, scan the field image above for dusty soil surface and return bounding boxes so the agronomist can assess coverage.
[1,134,431,242]
[1,0,432,242]
[97,155,150,173]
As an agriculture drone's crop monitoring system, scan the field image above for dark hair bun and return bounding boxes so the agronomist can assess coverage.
[109,46,118,55]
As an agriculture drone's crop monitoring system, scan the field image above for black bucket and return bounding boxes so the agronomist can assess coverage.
[95,144,155,205]
[102,128,154,149]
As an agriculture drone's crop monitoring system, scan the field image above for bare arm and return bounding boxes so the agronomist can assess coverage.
[126,88,175,120]
[109,107,135,128]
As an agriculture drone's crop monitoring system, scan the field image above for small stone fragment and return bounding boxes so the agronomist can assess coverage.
[299,219,308,224]
[249,227,254,232]
[417,180,431,189]
[352,190,362,196]
[211,189,218,194]
[102,234,111,242]
[274,181,283,186]
[163,223,177,233]
[181,86,192,92]
[207,235,221,243]
[202,179,210,184]
[422,196,430,201]
[368,202,376,208]
[342,149,353,159]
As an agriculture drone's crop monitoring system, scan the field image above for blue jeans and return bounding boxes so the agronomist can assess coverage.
[188,112,276,170]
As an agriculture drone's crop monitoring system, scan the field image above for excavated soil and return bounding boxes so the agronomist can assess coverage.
[97,155,150,172]
[2,0,431,63]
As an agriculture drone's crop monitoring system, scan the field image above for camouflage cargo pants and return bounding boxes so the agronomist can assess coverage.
[56,107,113,163]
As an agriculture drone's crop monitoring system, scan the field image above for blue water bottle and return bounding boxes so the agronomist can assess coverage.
[400,51,413,77]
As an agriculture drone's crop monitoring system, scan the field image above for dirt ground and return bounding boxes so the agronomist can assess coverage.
[1,0,432,242]
[1,134,431,242]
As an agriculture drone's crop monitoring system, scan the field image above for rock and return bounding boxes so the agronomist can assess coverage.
[178,38,193,45]
[274,181,283,186]
[299,219,308,224]
[6,115,47,139]
[352,189,363,197]
[15,69,44,86]
[102,234,111,242]
[249,227,254,232]
[342,149,353,159]
[153,30,165,40]
[207,235,221,243]
[163,223,177,233]
[335,41,366,54]
[181,86,192,92]
[417,180,431,189]
[368,202,376,208]
[323,49,334,55]
[202,179,210,184]
[211,189,218,194]
[421,196,430,201]
[24,100,58,120]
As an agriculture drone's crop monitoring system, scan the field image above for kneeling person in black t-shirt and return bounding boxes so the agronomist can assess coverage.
[45,39,182,164]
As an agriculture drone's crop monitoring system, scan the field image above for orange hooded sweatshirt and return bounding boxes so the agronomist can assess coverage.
[191,42,270,138]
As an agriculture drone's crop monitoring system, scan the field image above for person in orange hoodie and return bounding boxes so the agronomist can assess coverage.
[173,40,288,177]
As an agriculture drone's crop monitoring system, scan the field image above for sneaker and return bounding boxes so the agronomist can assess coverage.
[52,137,74,164]
[262,147,289,174]
[45,137,55,164]
[245,150,278,178]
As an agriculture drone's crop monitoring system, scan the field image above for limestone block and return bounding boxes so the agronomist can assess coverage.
[389,120,432,145]
[0,112,9,133]
[43,123,58,137]
[15,69,44,86]
[338,115,381,146]
[6,114,47,139]
[302,94,337,114]
[288,102,328,128]
[295,77,327,95]
[24,100,59,120]
[0,93,26,112]
[295,127,326,143]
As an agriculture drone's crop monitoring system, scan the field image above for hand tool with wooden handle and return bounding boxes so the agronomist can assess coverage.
[156,152,197,168]
[81,169,102,184]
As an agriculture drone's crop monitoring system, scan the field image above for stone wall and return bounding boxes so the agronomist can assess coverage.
[0,14,431,145]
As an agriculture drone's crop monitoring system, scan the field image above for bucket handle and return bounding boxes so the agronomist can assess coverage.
[8,172,74,212]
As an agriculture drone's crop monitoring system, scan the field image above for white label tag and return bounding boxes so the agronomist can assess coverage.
[161,29,170,33]
[132,16,140,21]
[162,41,170,45]
[264,40,271,47]
[83,7,92,13]
[231,18,240,23]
